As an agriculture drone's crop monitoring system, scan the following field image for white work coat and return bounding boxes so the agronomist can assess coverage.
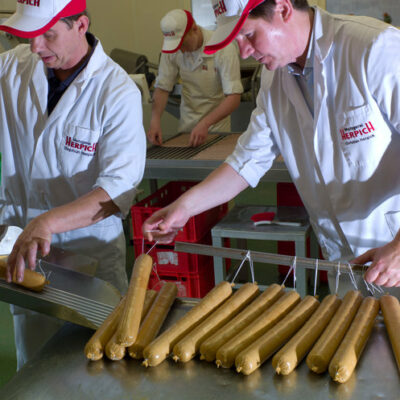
[155,28,243,133]
[0,41,146,293]
[227,8,400,263]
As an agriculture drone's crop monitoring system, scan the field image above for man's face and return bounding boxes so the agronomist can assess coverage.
[236,15,297,70]
[29,19,84,70]
[180,28,201,53]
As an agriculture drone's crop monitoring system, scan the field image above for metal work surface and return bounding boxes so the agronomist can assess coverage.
[144,133,291,182]
[146,134,225,159]
[1,298,398,400]
[211,205,310,239]
[0,260,121,329]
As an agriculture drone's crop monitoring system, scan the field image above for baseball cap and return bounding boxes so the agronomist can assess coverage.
[204,0,265,54]
[0,0,86,39]
[160,9,194,53]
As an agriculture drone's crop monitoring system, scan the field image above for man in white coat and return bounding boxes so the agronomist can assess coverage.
[148,9,243,147]
[0,0,146,368]
[143,0,400,295]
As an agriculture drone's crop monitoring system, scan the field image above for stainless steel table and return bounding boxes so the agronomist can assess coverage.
[1,298,398,400]
[143,133,291,183]
[211,205,311,296]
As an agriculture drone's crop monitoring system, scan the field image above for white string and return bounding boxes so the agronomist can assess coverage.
[363,279,375,295]
[282,256,297,290]
[335,261,341,295]
[231,250,253,284]
[362,264,384,294]
[141,238,144,254]
[293,257,297,290]
[346,262,358,290]
[248,252,255,284]
[153,261,160,282]
[37,259,51,280]
[146,240,159,255]
[370,282,384,294]
[313,258,319,297]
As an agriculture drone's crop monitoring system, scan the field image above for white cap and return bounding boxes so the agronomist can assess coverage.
[204,0,265,54]
[0,0,86,39]
[160,9,194,53]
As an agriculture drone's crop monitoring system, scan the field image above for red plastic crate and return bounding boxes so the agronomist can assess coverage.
[133,235,213,275]
[131,181,227,242]
[148,266,215,298]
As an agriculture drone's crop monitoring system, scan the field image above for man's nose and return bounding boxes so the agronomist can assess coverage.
[236,37,254,59]
[30,36,44,54]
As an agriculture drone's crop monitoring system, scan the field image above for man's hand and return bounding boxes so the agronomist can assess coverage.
[147,121,163,145]
[7,216,52,283]
[351,239,400,287]
[142,201,191,244]
[189,121,208,147]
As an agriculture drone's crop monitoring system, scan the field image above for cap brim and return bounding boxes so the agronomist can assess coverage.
[0,0,86,39]
[204,13,248,55]
[161,38,183,53]
[0,13,57,39]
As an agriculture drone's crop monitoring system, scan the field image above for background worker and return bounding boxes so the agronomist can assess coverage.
[143,0,400,295]
[147,9,243,147]
[0,0,146,368]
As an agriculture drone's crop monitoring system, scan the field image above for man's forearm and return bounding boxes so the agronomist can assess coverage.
[42,187,119,235]
[150,88,170,121]
[178,162,249,217]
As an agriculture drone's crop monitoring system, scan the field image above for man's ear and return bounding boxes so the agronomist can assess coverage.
[275,0,293,22]
[76,15,90,36]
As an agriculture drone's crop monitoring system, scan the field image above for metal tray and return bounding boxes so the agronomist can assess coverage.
[0,297,398,400]
[0,260,121,329]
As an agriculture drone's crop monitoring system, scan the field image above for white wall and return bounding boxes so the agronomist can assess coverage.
[87,0,191,64]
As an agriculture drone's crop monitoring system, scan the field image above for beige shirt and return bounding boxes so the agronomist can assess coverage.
[155,28,243,133]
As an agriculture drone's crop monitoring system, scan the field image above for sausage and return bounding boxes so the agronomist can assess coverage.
[329,296,379,383]
[141,290,158,320]
[142,281,233,367]
[129,282,177,359]
[0,256,49,292]
[380,295,400,372]
[86,289,157,361]
[199,283,283,363]
[173,282,259,363]
[215,290,300,369]
[84,297,126,361]
[272,294,341,375]
[115,254,153,346]
[235,295,319,375]
[306,290,363,374]
[104,289,158,361]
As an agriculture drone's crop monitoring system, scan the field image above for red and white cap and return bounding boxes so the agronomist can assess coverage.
[160,9,194,54]
[204,0,265,54]
[0,0,86,39]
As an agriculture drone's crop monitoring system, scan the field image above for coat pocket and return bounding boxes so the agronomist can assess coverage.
[59,125,100,178]
[337,104,391,174]
[384,211,400,239]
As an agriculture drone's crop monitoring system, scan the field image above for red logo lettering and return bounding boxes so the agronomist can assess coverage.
[64,135,97,155]
[213,0,227,17]
[17,0,40,6]
[365,121,375,133]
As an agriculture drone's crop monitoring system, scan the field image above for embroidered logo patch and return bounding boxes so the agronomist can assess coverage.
[340,121,375,145]
[64,136,97,157]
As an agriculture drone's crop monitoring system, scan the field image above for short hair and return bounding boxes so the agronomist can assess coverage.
[61,10,90,29]
[250,0,309,21]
